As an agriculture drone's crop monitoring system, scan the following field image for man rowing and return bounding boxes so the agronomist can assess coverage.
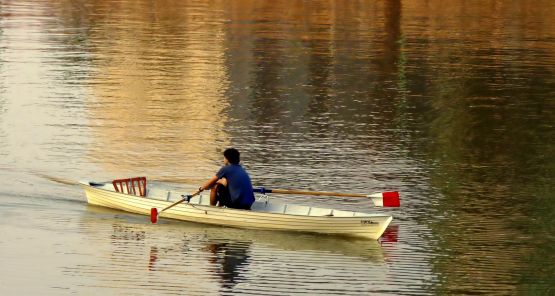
[199,148,255,210]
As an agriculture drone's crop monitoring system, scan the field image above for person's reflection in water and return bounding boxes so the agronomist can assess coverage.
[203,240,252,290]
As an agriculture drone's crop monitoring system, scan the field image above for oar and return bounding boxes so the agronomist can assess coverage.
[150,189,202,223]
[33,173,79,185]
[253,187,400,207]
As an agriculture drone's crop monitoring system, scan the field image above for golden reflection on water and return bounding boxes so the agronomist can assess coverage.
[79,0,414,183]
[85,1,231,179]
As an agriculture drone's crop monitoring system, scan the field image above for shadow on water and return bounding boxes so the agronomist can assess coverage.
[69,205,391,294]
[85,205,386,261]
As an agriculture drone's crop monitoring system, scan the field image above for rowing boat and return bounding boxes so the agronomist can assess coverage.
[80,178,394,239]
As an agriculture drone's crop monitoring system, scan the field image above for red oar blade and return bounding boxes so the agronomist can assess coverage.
[368,191,400,207]
[150,208,159,224]
[382,191,400,207]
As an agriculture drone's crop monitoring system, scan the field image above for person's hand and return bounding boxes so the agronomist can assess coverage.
[199,186,204,192]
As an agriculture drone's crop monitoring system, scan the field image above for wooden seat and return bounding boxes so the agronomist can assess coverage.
[112,177,147,197]
[307,207,334,216]
[284,204,310,216]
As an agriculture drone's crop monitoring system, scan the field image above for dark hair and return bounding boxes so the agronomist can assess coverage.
[223,148,240,164]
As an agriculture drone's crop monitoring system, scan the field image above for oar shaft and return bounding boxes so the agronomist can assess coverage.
[255,188,367,198]
[253,187,400,207]
[160,189,202,212]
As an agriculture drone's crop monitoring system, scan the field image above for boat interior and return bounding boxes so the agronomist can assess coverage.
[89,179,372,217]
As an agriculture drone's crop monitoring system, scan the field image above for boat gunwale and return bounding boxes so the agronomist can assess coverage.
[80,182,391,221]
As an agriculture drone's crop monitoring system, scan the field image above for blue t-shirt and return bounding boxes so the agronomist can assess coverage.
[216,164,255,208]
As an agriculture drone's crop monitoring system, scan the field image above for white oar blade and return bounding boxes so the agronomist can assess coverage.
[367,191,400,207]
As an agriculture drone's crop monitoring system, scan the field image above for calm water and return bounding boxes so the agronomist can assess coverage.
[1,0,554,295]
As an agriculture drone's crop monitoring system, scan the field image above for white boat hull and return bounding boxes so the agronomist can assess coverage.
[81,181,393,239]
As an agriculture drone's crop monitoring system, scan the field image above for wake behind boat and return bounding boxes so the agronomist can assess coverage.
[80,177,398,239]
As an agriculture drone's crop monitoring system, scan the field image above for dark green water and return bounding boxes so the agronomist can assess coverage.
[0,1,553,295]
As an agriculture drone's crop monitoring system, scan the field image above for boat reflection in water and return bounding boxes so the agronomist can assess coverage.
[75,205,391,294]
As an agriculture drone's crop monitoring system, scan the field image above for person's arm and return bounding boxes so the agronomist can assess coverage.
[200,175,219,192]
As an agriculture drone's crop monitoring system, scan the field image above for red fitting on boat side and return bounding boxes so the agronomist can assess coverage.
[150,208,158,224]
